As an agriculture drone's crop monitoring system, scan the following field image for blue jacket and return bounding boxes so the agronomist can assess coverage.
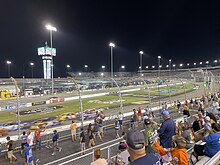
[158,118,176,148]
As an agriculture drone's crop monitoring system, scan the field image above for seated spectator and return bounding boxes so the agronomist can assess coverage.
[90,148,107,165]
[206,112,217,123]
[193,123,220,158]
[126,129,160,165]
[204,116,212,134]
[154,135,188,165]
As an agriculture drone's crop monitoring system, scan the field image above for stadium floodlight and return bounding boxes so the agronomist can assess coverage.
[78,72,82,76]
[173,64,176,67]
[101,72,104,76]
[121,65,125,69]
[101,65,105,69]
[166,65,169,68]
[158,56,161,59]
[146,66,149,69]
[66,64,70,68]
[206,61,209,64]
[159,65,162,68]
[199,62,202,65]
[109,42,115,87]
[139,51,143,55]
[169,59,171,62]
[6,60,12,77]
[84,65,88,68]
[152,66,155,69]
[187,63,190,66]
[194,63,196,66]
[180,64,183,67]
[214,60,217,63]
[109,42,115,47]
[45,24,57,32]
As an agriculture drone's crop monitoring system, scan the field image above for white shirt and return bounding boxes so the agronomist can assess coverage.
[119,150,130,165]
[27,134,34,146]
[118,114,123,120]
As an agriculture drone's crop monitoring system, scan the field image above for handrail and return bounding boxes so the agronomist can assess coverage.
[204,150,220,165]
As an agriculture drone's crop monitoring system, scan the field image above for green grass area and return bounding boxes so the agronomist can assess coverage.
[0,83,195,123]
[0,95,146,123]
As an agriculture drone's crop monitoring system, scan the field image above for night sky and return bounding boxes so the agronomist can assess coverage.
[1,0,220,78]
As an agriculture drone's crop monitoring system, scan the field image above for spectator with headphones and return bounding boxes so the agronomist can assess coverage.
[154,135,188,165]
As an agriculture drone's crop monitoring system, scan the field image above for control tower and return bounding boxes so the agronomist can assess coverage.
[38,42,56,79]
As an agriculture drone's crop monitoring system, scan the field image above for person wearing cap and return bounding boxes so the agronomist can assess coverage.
[204,116,212,134]
[193,123,220,158]
[157,111,176,148]
[143,119,158,154]
[24,143,34,165]
[126,129,160,165]
[52,130,62,156]
[90,148,107,165]
[117,141,130,165]
[154,135,188,165]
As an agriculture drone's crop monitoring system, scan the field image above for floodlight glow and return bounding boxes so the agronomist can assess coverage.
[101,73,104,76]
[152,66,155,68]
[101,65,105,69]
[84,65,88,68]
[206,61,209,64]
[6,61,11,64]
[158,56,161,59]
[45,24,57,31]
[166,65,169,68]
[214,60,217,63]
[109,42,115,47]
[180,64,183,67]
[66,65,70,68]
[121,65,125,69]
[78,72,82,76]
[199,62,202,65]
[30,62,34,66]
[169,59,171,62]
[194,63,196,65]
[159,65,162,68]
[141,74,144,77]
[139,66,141,69]
[139,51,143,55]
[187,63,190,66]
[173,64,176,67]
[146,66,149,69]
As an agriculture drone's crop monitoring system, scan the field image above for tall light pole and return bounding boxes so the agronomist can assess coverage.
[6,61,12,77]
[193,63,196,68]
[139,51,143,74]
[109,42,115,87]
[101,65,105,72]
[187,63,190,69]
[214,60,217,66]
[66,64,71,73]
[84,65,88,72]
[169,59,171,81]
[158,56,161,77]
[30,62,34,78]
[46,24,57,94]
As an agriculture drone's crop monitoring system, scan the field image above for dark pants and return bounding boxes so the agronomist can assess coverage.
[35,139,41,150]
[194,144,206,156]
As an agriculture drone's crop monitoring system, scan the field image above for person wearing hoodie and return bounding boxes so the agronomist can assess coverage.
[154,135,188,165]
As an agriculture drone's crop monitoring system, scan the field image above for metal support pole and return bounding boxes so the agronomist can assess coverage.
[139,77,152,109]
[11,77,21,139]
[111,78,123,113]
[70,77,84,128]
[110,46,113,87]
[140,53,142,74]
[50,30,54,94]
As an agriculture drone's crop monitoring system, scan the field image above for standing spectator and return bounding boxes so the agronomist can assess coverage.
[143,119,158,154]
[98,118,104,138]
[24,143,34,165]
[190,98,194,109]
[126,129,160,164]
[93,120,102,141]
[90,148,107,165]
[184,100,188,107]
[193,123,220,158]
[114,117,120,139]
[130,115,135,129]
[137,107,142,122]
[27,131,34,148]
[157,111,176,148]
[198,104,205,116]
[87,123,95,148]
[118,112,124,130]
[21,131,28,155]
[34,128,45,150]
[70,121,77,141]
[6,136,17,163]
[204,116,212,134]
[51,130,62,155]
[183,105,190,117]
[80,128,86,155]
[177,100,181,113]
[211,100,219,115]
